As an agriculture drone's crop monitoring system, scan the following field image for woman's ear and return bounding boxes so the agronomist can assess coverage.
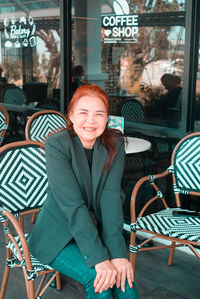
[69,111,74,124]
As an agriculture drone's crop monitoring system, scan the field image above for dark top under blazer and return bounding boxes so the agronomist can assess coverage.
[28,130,127,268]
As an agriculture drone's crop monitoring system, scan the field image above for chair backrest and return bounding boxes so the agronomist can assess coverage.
[0,105,9,146]
[171,132,200,198]
[3,86,27,105]
[108,115,124,133]
[25,110,68,142]
[120,99,144,120]
[0,141,47,213]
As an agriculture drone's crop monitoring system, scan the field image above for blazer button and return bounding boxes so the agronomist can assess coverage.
[84,256,88,260]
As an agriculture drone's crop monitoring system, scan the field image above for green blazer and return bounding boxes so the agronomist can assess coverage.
[28,130,127,268]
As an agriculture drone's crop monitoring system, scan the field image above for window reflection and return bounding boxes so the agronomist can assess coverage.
[0,1,60,108]
[194,35,200,131]
[101,0,186,128]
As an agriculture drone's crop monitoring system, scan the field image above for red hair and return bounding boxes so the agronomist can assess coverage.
[67,84,123,171]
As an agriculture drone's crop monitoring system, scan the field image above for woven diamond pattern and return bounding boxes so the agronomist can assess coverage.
[174,137,200,192]
[29,114,67,142]
[121,100,144,120]
[136,208,200,242]
[3,87,27,105]
[0,145,47,212]
[0,107,9,145]
[7,234,52,276]
[0,110,6,131]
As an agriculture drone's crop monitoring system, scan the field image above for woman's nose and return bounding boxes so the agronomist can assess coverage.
[87,114,95,123]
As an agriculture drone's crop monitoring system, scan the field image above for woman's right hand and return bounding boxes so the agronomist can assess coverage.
[94,260,117,294]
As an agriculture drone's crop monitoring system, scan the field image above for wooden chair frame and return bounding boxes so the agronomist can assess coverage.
[25,110,68,142]
[0,208,61,299]
[129,132,200,280]
[0,140,61,298]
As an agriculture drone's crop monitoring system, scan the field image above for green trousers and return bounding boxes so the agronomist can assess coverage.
[49,240,139,299]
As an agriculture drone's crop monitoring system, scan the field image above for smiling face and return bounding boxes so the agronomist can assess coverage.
[69,95,108,148]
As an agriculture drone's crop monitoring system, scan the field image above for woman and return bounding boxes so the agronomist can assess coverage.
[28,84,139,298]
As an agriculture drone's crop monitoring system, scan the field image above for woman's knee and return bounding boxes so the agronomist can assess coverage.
[112,282,139,299]
[85,285,112,299]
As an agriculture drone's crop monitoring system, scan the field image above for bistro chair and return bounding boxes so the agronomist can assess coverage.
[0,105,9,146]
[2,85,28,140]
[25,110,68,224]
[2,85,27,105]
[25,110,68,142]
[129,132,200,281]
[120,99,144,136]
[120,99,144,119]
[0,140,61,298]
[119,100,154,181]
[119,98,154,172]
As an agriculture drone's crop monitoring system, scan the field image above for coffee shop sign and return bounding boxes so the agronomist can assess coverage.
[4,16,37,48]
[102,0,138,44]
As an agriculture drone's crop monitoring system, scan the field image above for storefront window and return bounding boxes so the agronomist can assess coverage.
[101,0,186,129]
[194,33,200,131]
[0,1,60,107]
[72,0,186,129]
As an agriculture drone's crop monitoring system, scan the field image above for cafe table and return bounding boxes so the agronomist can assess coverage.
[125,136,151,154]
[123,136,152,232]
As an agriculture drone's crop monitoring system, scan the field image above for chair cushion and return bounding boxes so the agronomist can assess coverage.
[136,208,200,242]
[7,233,53,273]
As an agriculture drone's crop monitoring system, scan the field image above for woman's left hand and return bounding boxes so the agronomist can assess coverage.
[111,258,134,292]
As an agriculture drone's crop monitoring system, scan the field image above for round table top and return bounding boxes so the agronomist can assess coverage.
[125,136,151,154]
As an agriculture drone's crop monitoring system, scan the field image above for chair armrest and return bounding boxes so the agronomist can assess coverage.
[2,209,33,270]
[130,169,170,223]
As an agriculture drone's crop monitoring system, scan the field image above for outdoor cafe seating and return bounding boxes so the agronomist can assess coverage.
[1,85,28,140]
[129,132,200,282]
[0,105,9,146]
[0,141,61,299]
[25,110,68,142]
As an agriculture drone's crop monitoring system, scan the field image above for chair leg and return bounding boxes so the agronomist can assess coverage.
[0,265,10,299]
[22,268,35,299]
[129,232,137,281]
[56,272,62,290]
[168,242,176,266]
[31,212,37,224]
[27,280,35,299]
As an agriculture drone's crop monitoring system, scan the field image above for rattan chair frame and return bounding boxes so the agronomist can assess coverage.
[0,208,61,299]
[0,140,61,298]
[129,132,200,280]
[25,110,68,142]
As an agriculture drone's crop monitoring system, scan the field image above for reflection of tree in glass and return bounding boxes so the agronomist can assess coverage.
[36,30,60,89]
[2,59,22,85]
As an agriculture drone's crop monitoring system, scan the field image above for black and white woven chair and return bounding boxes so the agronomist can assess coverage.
[2,86,28,140]
[129,132,200,282]
[120,99,144,136]
[3,85,27,105]
[25,110,68,142]
[0,141,61,298]
[25,110,68,224]
[0,105,9,146]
